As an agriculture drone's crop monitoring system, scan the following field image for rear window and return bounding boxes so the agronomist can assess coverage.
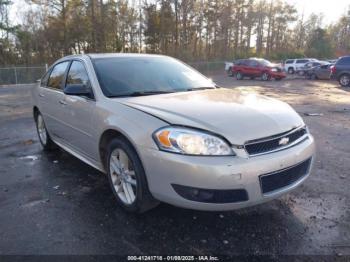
[235,59,247,65]
[285,60,293,64]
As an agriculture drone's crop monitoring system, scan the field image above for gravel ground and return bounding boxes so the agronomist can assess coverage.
[0,76,349,257]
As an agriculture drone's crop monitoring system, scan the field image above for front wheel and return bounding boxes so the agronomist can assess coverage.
[35,111,57,151]
[288,68,294,74]
[339,74,350,87]
[261,72,271,81]
[310,73,317,80]
[106,137,159,213]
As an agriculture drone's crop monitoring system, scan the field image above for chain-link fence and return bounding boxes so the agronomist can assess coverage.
[188,61,226,77]
[0,61,227,85]
[0,66,47,85]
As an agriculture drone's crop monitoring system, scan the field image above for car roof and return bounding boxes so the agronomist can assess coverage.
[55,53,170,63]
[87,53,168,59]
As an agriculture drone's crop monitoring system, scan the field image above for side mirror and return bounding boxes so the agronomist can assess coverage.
[64,84,93,98]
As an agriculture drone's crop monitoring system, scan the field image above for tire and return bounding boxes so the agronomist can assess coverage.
[106,137,159,213]
[288,67,294,74]
[310,74,317,80]
[236,72,243,80]
[339,74,350,87]
[250,76,255,80]
[34,111,57,151]
[227,67,233,77]
[261,72,271,81]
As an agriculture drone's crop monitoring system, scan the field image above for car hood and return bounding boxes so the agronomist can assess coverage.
[120,88,304,145]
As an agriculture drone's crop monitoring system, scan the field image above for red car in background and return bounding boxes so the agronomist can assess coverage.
[230,58,286,81]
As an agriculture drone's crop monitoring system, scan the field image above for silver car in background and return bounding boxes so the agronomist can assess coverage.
[32,54,315,213]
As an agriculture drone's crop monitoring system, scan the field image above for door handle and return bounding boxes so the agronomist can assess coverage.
[59,100,67,105]
[39,93,45,98]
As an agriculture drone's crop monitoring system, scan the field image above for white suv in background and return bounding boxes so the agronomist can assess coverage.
[284,59,317,74]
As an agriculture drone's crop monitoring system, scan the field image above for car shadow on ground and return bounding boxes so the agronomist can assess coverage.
[39,147,307,255]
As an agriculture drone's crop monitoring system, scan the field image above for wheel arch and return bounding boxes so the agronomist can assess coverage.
[98,128,156,207]
[33,106,39,120]
[338,72,350,80]
[98,128,141,172]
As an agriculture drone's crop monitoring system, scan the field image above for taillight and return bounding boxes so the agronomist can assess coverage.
[330,65,336,74]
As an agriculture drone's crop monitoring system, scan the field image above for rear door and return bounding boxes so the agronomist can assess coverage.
[235,59,248,74]
[317,64,331,79]
[38,61,70,140]
[60,60,97,158]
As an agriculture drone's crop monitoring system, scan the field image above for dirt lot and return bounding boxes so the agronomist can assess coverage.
[0,75,349,257]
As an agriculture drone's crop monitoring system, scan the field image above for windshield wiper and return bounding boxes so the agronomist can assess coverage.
[184,87,216,91]
[109,90,175,97]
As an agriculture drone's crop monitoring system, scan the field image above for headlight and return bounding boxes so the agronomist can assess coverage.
[153,127,234,156]
[271,68,277,72]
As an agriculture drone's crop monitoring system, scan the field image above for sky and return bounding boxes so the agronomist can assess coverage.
[9,0,350,26]
[285,0,350,24]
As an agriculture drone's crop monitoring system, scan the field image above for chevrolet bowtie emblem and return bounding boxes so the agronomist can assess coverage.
[279,137,290,146]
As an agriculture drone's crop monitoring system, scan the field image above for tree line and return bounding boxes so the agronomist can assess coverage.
[0,0,350,66]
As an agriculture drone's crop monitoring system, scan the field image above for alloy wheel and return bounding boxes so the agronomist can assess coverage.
[262,73,270,81]
[109,148,137,205]
[37,114,47,145]
[340,75,350,87]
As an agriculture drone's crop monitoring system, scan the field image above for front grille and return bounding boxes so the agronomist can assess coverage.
[260,158,312,194]
[245,127,308,156]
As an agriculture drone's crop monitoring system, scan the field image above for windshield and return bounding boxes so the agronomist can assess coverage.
[92,56,215,97]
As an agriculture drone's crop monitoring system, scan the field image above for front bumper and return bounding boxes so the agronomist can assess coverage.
[270,71,286,79]
[139,135,315,211]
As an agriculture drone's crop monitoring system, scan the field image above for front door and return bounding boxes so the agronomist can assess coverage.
[60,60,97,159]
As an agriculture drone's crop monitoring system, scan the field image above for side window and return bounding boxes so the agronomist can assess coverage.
[285,60,293,64]
[338,57,350,65]
[241,60,248,66]
[47,62,69,90]
[235,60,243,65]
[320,65,328,69]
[66,61,90,87]
[296,59,308,64]
[40,69,51,86]
[247,60,258,67]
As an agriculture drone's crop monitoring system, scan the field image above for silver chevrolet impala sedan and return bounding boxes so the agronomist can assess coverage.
[31,54,315,213]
